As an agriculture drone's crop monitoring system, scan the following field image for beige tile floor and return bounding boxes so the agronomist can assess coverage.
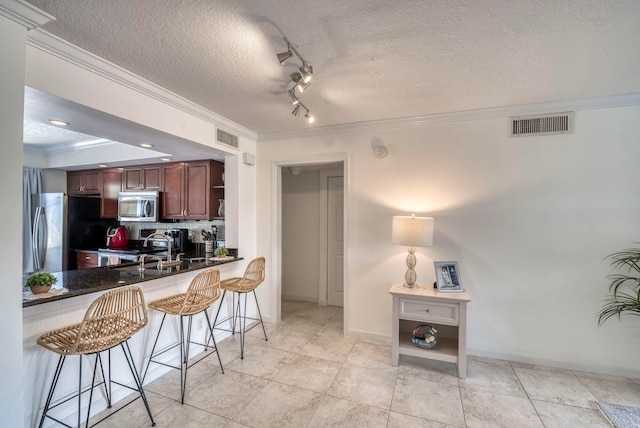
[90,300,640,428]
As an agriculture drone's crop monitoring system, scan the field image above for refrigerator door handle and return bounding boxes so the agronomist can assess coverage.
[32,206,47,271]
[32,206,40,270]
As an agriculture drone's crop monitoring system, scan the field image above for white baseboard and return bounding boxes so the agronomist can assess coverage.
[281,293,318,303]
[467,347,640,380]
[341,328,640,379]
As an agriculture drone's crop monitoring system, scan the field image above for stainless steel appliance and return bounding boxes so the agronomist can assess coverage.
[97,247,168,267]
[30,193,112,273]
[98,228,172,267]
[139,228,189,252]
[117,191,159,222]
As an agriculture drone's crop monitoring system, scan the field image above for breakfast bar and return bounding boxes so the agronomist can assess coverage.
[23,255,242,307]
[23,256,245,427]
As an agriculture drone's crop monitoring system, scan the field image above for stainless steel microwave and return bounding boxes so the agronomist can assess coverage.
[117,191,159,222]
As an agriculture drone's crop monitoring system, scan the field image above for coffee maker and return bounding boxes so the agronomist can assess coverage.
[167,229,189,252]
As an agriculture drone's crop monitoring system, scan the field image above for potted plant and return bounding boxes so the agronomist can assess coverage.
[214,246,229,259]
[24,272,57,294]
[597,246,640,325]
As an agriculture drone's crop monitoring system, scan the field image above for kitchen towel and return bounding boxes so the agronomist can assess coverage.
[107,255,121,266]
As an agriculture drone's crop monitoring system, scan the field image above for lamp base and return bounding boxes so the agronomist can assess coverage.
[403,246,417,288]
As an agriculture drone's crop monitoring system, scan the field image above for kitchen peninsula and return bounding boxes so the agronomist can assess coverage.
[22,256,246,427]
[23,255,242,307]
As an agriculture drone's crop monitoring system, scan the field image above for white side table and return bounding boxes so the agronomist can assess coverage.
[389,283,471,378]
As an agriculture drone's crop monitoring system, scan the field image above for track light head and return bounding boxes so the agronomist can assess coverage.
[291,104,300,116]
[288,89,299,105]
[291,72,311,92]
[297,81,310,92]
[299,64,313,83]
[305,112,314,123]
[277,49,293,65]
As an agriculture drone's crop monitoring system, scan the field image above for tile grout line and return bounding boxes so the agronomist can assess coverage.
[509,361,551,428]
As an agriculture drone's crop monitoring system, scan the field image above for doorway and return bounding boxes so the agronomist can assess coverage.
[281,163,344,308]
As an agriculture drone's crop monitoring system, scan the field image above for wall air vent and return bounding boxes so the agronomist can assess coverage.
[216,128,239,148]
[510,112,573,137]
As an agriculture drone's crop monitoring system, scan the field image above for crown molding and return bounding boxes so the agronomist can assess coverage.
[26,28,256,143]
[0,0,53,29]
[259,92,640,142]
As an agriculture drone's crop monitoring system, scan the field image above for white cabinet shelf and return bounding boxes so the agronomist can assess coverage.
[389,283,471,378]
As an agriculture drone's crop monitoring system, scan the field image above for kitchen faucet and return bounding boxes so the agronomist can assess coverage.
[143,232,183,269]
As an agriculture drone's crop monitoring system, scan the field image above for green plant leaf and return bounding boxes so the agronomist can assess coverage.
[598,245,640,325]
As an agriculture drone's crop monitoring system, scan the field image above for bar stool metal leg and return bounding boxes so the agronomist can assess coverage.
[253,290,268,342]
[38,355,66,428]
[204,310,224,373]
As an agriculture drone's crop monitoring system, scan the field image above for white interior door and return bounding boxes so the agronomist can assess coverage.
[327,176,344,307]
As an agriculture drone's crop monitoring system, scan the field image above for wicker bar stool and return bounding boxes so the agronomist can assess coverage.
[212,257,267,359]
[142,268,224,404]
[36,285,154,428]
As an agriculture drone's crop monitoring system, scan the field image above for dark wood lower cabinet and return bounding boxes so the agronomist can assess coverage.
[77,251,98,269]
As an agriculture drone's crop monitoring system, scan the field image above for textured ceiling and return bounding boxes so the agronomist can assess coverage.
[25,0,640,135]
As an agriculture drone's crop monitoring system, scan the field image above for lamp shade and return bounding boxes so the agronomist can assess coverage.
[392,215,434,247]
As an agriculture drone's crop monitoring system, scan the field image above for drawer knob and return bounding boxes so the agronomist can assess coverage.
[85,256,91,260]
[425,309,430,312]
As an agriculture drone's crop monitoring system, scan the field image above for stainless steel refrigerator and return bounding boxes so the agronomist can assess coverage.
[30,193,113,273]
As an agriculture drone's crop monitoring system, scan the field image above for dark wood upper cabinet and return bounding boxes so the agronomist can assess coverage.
[67,170,100,194]
[123,165,161,191]
[100,168,123,218]
[161,159,223,220]
[161,162,185,219]
[210,160,225,219]
[68,159,222,221]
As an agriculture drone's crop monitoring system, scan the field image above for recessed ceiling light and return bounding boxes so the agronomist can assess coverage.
[98,164,108,168]
[48,119,69,126]
[161,158,172,162]
[140,143,154,148]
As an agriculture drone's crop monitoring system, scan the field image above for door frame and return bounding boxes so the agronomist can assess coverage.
[271,155,349,331]
[319,169,344,306]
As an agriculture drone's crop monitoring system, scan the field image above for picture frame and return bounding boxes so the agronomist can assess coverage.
[434,261,463,292]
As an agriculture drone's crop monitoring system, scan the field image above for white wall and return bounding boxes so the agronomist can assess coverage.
[0,13,28,427]
[257,105,640,377]
[282,170,321,301]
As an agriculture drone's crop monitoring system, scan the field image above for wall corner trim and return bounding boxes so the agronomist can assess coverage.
[26,28,257,142]
[258,92,640,142]
[0,0,54,29]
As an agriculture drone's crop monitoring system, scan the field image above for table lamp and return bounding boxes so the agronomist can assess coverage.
[392,214,434,288]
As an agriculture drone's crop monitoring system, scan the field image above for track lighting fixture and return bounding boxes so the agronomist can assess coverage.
[277,37,316,124]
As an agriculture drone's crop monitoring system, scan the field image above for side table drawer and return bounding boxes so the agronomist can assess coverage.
[399,298,459,325]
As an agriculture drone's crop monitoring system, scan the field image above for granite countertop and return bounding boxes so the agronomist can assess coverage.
[23,255,242,307]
